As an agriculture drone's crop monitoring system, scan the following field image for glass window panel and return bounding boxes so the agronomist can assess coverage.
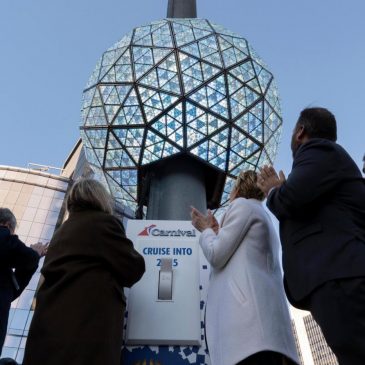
[16,221,32,236]
[7,328,23,336]
[52,180,68,190]
[10,309,29,330]
[21,185,34,194]
[32,186,45,196]
[28,222,44,238]
[1,346,18,359]
[7,309,15,327]
[41,224,55,240]
[27,195,42,208]
[12,205,26,221]
[43,189,55,198]
[16,348,25,363]
[39,196,53,210]
[50,198,64,212]
[25,311,34,331]
[16,192,31,206]
[0,189,8,202]
[4,334,21,348]
[34,209,48,224]
[46,210,59,226]
[16,290,34,311]
[22,207,37,222]
[27,273,40,291]
[10,298,19,309]
[5,191,19,204]
[1,202,14,210]
[10,182,23,192]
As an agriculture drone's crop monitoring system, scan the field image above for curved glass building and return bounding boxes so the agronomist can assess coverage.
[80,18,282,212]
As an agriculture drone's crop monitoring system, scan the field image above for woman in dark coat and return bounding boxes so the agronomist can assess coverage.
[22,178,145,365]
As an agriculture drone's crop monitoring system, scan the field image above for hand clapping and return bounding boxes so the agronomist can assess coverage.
[30,242,49,257]
[191,207,219,234]
[257,165,286,197]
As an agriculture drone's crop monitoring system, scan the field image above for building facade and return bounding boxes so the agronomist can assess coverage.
[0,165,70,363]
[291,308,338,365]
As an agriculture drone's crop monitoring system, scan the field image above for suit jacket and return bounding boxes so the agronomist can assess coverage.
[0,226,40,351]
[267,138,365,305]
[0,227,40,299]
[200,198,299,365]
[22,209,145,365]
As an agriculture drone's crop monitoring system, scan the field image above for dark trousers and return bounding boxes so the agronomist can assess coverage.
[236,351,294,365]
[0,295,11,355]
[308,278,365,365]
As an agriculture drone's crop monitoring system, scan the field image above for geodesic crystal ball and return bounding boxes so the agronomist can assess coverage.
[80,18,282,211]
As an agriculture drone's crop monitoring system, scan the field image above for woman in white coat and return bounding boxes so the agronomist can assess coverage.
[191,170,300,365]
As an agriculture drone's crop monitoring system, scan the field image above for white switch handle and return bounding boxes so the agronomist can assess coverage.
[158,258,173,300]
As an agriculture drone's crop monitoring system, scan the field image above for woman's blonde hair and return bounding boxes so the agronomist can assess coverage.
[234,170,265,201]
[66,178,114,214]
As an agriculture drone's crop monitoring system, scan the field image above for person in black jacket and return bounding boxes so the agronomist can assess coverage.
[257,107,365,365]
[0,208,47,355]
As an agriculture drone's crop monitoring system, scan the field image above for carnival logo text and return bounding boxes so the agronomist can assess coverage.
[138,225,196,237]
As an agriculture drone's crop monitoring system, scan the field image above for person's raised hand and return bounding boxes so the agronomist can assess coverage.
[191,206,211,232]
[257,165,286,197]
[30,242,49,257]
[207,210,219,234]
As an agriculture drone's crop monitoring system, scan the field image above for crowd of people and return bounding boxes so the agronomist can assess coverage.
[0,107,364,365]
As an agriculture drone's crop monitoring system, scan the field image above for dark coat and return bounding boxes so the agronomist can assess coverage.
[267,139,365,305]
[22,209,145,365]
[0,227,40,351]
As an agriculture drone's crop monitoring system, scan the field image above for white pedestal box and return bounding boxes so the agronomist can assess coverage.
[125,220,201,346]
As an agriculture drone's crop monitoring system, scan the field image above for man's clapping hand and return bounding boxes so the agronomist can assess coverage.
[30,242,49,257]
[257,165,286,197]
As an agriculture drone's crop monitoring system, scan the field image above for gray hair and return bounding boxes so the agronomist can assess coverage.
[0,208,17,232]
[66,178,114,215]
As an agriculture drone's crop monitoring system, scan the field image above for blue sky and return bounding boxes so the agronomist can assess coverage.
[0,0,364,175]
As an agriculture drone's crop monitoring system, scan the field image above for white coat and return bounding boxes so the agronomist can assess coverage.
[199,197,300,365]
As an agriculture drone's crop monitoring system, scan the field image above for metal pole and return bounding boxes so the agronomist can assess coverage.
[146,156,206,220]
[167,0,197,18]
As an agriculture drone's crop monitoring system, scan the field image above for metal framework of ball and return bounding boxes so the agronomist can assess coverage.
[80,18,283,211]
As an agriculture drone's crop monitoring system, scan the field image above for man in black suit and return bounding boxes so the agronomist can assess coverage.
[0,208,47,355]
[257,107,365,365]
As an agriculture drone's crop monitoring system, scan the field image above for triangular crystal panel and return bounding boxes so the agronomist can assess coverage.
[190,19,213,32]
[181,42,201,59]
[85,107,107,127]
[252,61,273,94]
[190,140,209,161]
[221,35,249,56]
[106,132,122,149]
[152,48,172,64]
[229,60,256,84]
[84,129,108,148]
[173,22,195,47]
[133,27,153,47]
[152,23,173,47]
[113,105,144,126]
[229,159,256,176]
[230,127,260,158]
[106,49,133,83]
